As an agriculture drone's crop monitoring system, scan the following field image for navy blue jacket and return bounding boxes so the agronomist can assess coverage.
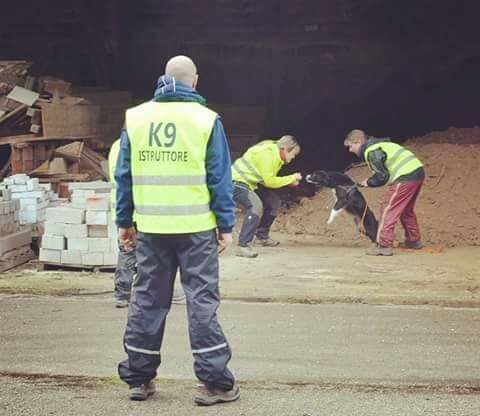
[115,75,235,233]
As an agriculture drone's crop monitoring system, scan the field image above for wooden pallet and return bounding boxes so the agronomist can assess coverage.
[0,245,34,273]
[37,262,115,273]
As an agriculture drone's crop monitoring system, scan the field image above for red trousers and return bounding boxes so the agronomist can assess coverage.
[377,180,423,247]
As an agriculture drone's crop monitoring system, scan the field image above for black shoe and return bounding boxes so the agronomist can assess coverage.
[399,240,423,250]
[129,380,156,401]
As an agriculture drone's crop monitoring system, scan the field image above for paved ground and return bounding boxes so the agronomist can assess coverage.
[0,296,479,415]
[2,241,480,307]
[0,240,479,415]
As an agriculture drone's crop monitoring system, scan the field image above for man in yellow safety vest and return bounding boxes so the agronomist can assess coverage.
[114,55,238,406]
[231,136,301,258]
[344,129,425,256]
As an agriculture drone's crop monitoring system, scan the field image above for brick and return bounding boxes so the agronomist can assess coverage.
[88,237,110,252]
[71,196,87,209]
[11,190,46,199]
[61,250,82,265]
[64,224,88,238]
[0,228,32,256]
[103,251,118,266]
[87,225,108,237]
[39,248,61,263]
[12,174,28,185]
[86,210,108,225]
[86,196,110,211]
[44,222,65,236]
[27,178,40,191]
[0,189,11,201]
[71,189,95,198]
[46,206,85,224]
[42,235,65,250]
[108,223,117,239]
[82,252,104,266]
[68,181,111,193]
[67,237,88,251]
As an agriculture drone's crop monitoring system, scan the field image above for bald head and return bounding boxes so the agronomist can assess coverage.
[165,55,198,87]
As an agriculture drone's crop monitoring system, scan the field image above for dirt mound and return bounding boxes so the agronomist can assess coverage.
[275,127,480,247]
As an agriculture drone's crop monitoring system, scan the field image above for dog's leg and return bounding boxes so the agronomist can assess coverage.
[327,208,343,224]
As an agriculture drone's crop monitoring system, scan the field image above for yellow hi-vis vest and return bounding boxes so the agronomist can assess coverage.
[108,139,120,222]
[126,101,218,234]
[231,140,297,191]
[364,141,423,183]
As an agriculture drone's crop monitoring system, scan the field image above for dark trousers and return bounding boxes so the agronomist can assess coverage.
[233,182,281,246]
[114,246,136,301]
[377,180,423,247]
[118,230,235,391]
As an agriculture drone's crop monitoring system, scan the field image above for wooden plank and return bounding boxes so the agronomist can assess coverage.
[54,141,84,161]
[6,86,39,106]
[0,134,94,146]
[0,104,28,124]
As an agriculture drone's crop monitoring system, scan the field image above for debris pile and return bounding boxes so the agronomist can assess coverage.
[0,60,131,186]
[275,127,480,247]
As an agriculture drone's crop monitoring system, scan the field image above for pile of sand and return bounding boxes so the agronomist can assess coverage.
[275,127,480,247]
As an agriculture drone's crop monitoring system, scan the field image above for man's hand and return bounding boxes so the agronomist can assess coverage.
[217,232,233,254]
[118,227,136,252]
[357,179,369,187]
[289,172,303,187]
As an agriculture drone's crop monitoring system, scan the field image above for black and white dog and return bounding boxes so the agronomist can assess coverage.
[305,170,378,242]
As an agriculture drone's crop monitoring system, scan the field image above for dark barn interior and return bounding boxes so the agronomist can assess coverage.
[2,0,479,172]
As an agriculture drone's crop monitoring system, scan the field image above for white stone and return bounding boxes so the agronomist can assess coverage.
[39,248,61,263]
[44,222,65,236]
[82,252,104,266]
[64,224,88,239]
[61,250,82,265]
[103,251,118,266]
[86,196,110,211]
[88,237,110,252]
[27,178,40,191]
[46,206,85,224]
[42,235,65,250]
[86,210,108,225]
[88,225,108,238]
[67,237,88,251]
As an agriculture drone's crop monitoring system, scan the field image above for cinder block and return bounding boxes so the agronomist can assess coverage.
[39,183,52,191]
[0,189,11,201]
[27,178,40,191]
[11,190,46,199]
[64,223,88,239]
[88,237,110,252]
[71,196,87,209]
[103,251,118,266]
[108,223,117,239]
[46,206,85,224]
[39,248,61,263]
[88,225,108,237]
[82,252,104,266]
[86,196,110,211]
[68,181,111,193]
[42,235,65,250]
[0,228,32,256]
[71,189,95,198]
[86,210,108,225]
[61,250,82,265]
[10,185,28,193]
[44,222,65,236]
[67,237,88,251]
[12,174,28,185]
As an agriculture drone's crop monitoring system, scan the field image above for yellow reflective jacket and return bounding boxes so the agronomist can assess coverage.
[231,140,297,191]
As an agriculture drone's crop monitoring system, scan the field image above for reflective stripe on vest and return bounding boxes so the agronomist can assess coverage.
[127,101,218,234]
[231,140,280,190]
[364,141,423,183]
[108,139,121,222]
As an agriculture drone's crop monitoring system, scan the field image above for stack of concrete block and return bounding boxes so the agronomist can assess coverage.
[39,181,118,267]
[0,174,61,236]
[0,187,33,272]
